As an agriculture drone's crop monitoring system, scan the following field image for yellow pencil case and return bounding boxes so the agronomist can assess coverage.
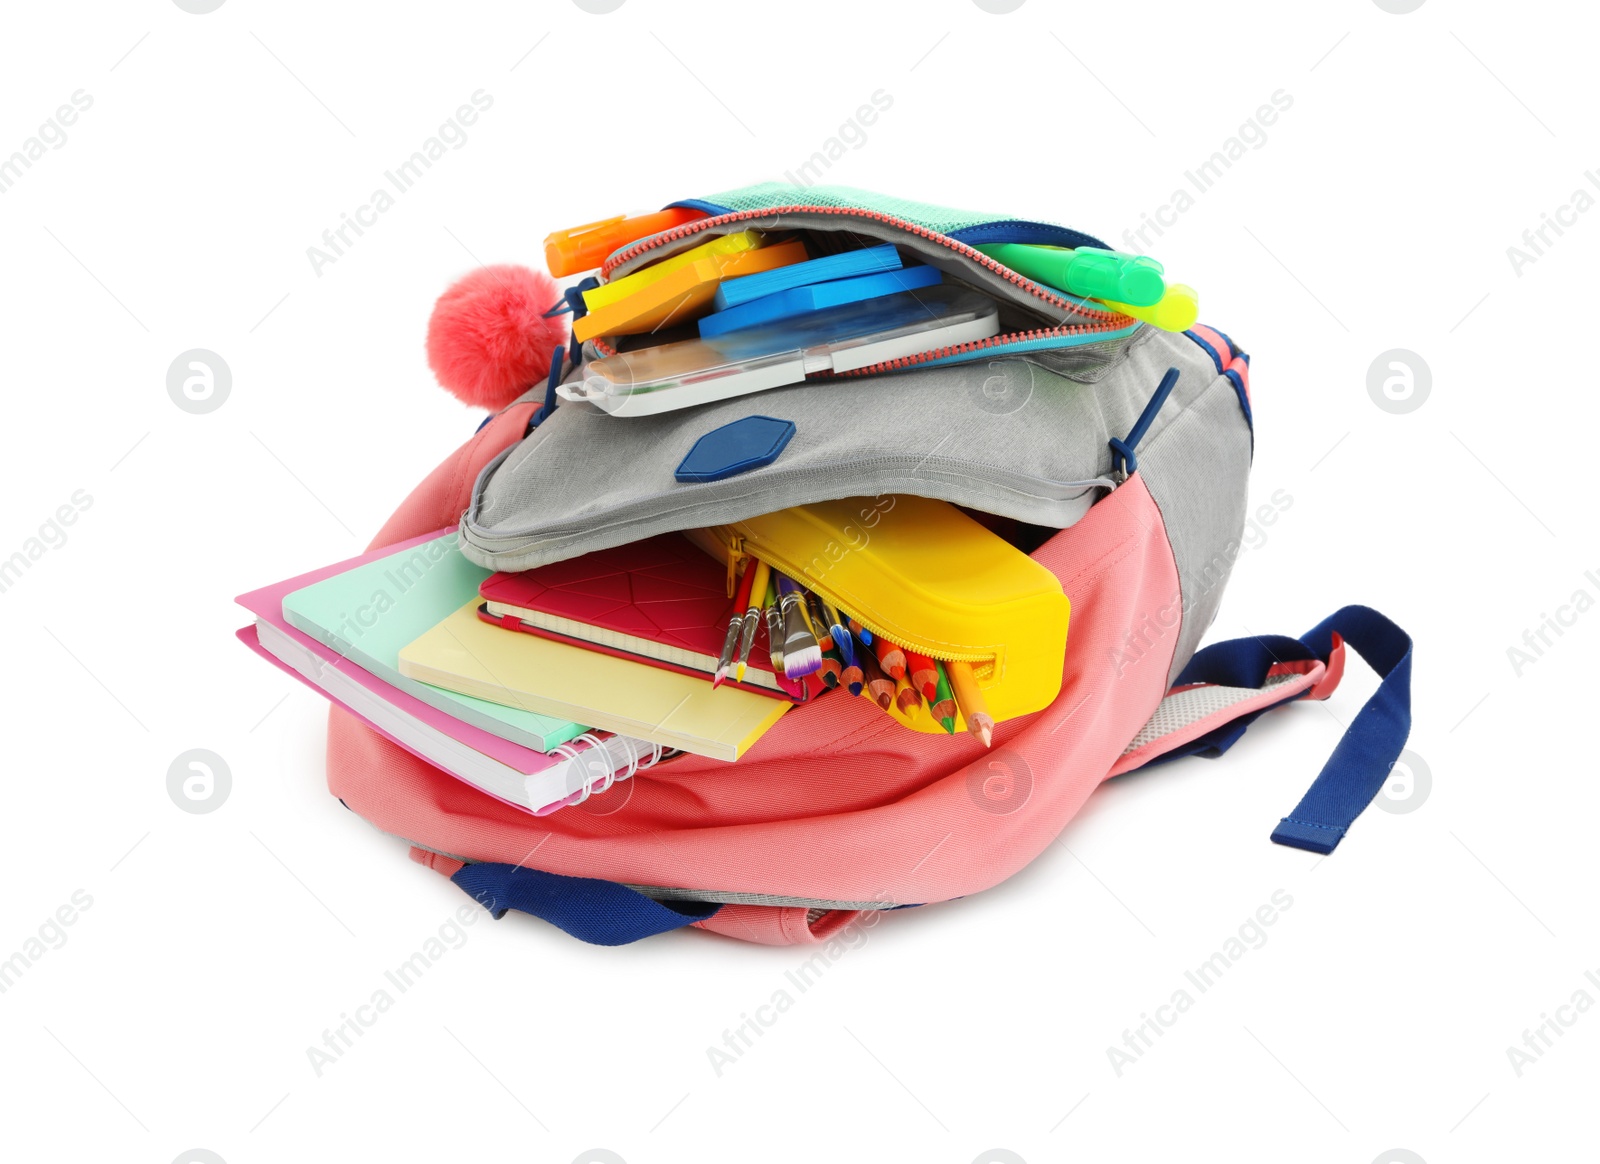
[688,495,1070,733]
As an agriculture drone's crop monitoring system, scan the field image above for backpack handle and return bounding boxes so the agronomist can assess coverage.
[451,862,719,945]
[1127,605,1413,855]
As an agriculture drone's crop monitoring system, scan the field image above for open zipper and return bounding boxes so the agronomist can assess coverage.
[589,205,1139,377]
[708,530,995,673]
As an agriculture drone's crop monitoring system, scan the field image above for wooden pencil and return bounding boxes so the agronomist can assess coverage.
[931,660,958,734]
[893,672,921,716]
[873,637,907,681]
[944,659,995,748]
[904,649,940,703]
[859,647,895,711]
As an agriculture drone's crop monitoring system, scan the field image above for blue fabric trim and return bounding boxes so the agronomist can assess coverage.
[666,198,734,218]
[1183,327,1253,439]
[527,344,564,430]
[1136,607,1414,856]
[947,220,1111,251]
[1224,368,1252,427]
[451,862,719,945]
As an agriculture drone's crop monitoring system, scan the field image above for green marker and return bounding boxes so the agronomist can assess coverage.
[975,242,1167,307]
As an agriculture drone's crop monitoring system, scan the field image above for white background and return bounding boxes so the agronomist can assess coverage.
[2,1,1594,1161]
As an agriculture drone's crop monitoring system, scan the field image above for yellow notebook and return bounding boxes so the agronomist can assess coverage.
[397,601,788,762]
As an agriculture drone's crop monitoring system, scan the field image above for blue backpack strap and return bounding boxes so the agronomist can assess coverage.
[1159,605,1413,855]
[452,862,720,946]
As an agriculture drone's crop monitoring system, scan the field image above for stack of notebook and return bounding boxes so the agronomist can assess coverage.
[237,529,799,816]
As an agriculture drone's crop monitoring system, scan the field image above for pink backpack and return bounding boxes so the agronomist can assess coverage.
[325,188,1413,945]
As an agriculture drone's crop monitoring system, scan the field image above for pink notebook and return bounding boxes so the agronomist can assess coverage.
[235,532,659,814]
[235,532,552,773]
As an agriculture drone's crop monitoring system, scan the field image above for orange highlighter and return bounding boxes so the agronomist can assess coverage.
[544,208,707,277]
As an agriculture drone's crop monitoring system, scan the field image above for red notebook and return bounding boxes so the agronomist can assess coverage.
[477,533,822,702]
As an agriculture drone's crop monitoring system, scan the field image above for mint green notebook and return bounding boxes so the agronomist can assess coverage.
[282,533,585,752]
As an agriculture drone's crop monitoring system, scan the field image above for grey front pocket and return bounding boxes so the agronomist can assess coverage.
[456,324,1225,572]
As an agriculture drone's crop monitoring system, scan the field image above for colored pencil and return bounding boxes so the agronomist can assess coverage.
[932,661,958,734]
[904,649,939,703]
[818,645,843,688]
[732,559,770,682]
[873,637,907,681]
[847,616,873,646]
[944,660,994,748]
[859,647,895,711]
[893,672,921,716]
[714,560,757,688]
[776,574,822,678]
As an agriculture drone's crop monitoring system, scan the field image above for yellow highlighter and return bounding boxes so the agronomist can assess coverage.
[573,239,808,344]
[1099,284,1200,333]
[583,230,767,311]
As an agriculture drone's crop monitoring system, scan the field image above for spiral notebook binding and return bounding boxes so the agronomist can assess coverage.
[550,734,668,806]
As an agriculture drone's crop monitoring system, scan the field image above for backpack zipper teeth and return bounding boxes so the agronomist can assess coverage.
[601,204,1128,323]
[835,324,1121,377]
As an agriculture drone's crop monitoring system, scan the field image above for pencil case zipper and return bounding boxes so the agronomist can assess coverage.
[587,205,1141,375]
[706,530,995,673]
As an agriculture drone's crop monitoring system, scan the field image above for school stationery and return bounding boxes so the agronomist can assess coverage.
[398,601,790,762]
[696,265,942,339]
[904,648,939,703]
[564,285,1000,417]
[544,207,706,277]
[734,558,771,682]
[714,557,756,687]
[237,553,572,777]
[687,494,1071,732]
[713,242,904,309]
[818,646,843,688]
[1101,284,1200,332]
[775,573,821,678]
[858,647,895,711]
[944,659,994,748]
[271,531,586,752]
[824,602,855,669]
[931,661,957,735]
[583,230,767,312]
[240,623,660,815]
[762,576,786,676]
[476,533,812,700]
[872,637,906,681]
[975,242,1166,307]
[893,673,920,716]
[572,239,808,343]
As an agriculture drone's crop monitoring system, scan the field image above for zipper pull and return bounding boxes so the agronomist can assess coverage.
[725,536,747,598]
[1109,365,1180,479]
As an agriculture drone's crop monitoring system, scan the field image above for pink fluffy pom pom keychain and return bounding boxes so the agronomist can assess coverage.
[426,264,570,412]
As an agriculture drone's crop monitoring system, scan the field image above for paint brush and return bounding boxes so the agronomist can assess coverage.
[776,573,822,678]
